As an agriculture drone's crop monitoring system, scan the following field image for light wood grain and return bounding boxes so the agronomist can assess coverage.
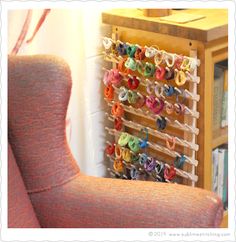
[212,127,228,149]
[160,13,206,24]
[220,211,228,228]
[102,9,228,42]
[201,48,214,190]
[196,38,228,189]
[143,9,171,17]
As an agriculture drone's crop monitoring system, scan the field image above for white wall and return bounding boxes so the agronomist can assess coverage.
[8,8,111,176]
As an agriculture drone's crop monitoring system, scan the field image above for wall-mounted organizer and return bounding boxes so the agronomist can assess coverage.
[101,8,228,227]
[102,36,200,187]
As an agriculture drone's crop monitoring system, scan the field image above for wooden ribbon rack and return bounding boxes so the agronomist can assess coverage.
[102,36,200,187]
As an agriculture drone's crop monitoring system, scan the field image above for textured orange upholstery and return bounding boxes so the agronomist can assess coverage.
[8,143,40,228]
[8,55,223,228]
[30,174,223,228]
[8,55,80,193]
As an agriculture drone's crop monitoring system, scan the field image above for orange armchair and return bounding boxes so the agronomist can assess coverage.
[8,55,223,228]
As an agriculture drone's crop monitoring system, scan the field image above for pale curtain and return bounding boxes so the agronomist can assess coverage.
[8,9,111,176]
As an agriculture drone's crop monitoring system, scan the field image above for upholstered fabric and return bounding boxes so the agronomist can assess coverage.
[30,174,223,228]
[8,55,223,228]
[8,143,40,228]
[8,55,80,193]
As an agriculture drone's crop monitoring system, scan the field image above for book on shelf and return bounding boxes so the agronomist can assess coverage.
[213,61,228,130]
[213,65,224,131]
[212,145,228,210]
[221,69,228,128]
[222,147,228,208]
[217,149,224,201]
[212,148,219,194]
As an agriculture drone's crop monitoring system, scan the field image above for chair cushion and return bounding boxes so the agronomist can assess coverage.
[8,143,41,228]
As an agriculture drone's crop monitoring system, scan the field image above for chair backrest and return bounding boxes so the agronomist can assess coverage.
[8,55,80,193]
[8,143,40,228]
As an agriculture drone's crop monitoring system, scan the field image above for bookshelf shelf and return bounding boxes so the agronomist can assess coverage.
[220,210,228,228]
[212,127,228,149]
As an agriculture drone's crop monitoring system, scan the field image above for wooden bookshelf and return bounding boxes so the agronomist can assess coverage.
[212,127,228,149]
[211,54,228,229]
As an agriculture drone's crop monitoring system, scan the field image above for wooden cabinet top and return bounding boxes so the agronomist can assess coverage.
[102,8,228,42]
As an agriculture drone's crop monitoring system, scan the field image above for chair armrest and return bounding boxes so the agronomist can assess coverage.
[30,174,223,228]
